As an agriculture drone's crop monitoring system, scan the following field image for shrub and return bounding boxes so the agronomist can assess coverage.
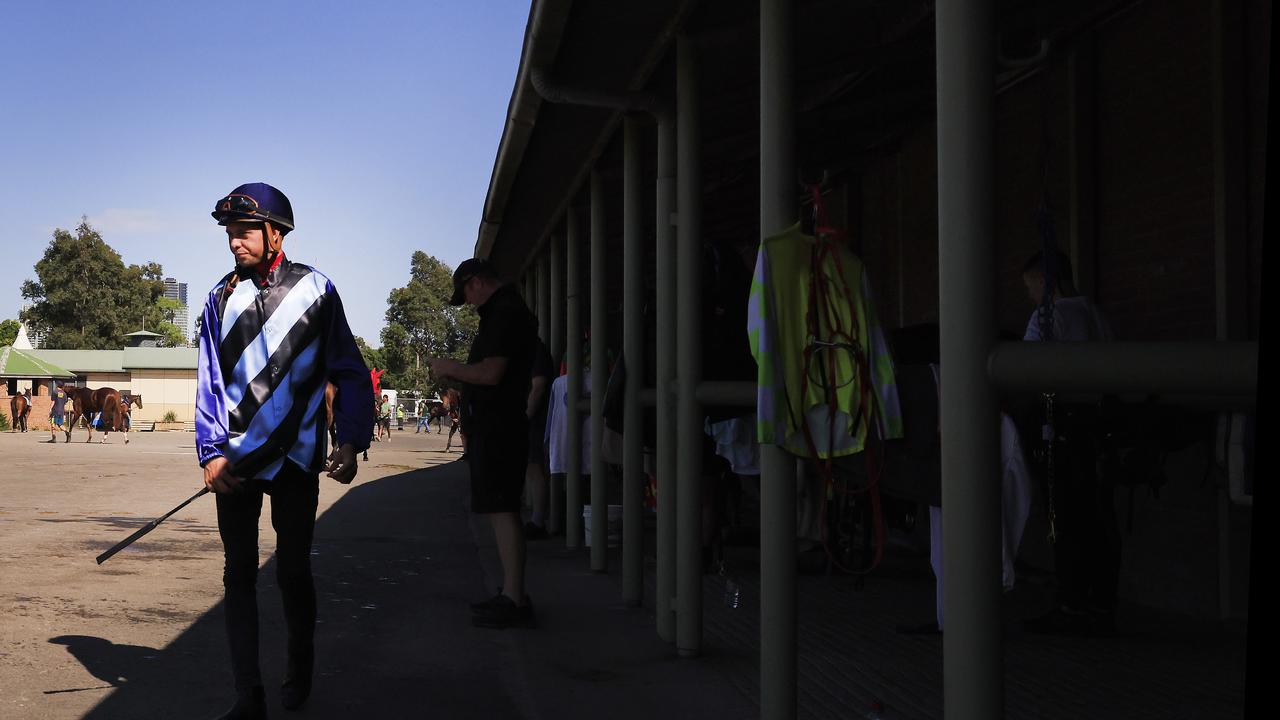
[162,410,178,423]
[0,412,8,432]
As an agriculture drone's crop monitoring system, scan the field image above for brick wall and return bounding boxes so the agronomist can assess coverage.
[1093,0,1217,341]
[1,391,54,432]
[851,0,1260,618]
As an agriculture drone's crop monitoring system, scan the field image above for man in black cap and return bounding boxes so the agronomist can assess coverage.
[428,258,538,628]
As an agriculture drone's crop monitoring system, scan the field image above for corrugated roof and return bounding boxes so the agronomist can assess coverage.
[122,347,198,369]
[25,349,125,373]
[24,347,199,372]
[0,346,76,379]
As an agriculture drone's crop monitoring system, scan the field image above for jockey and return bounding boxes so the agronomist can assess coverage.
[197,182,374,719]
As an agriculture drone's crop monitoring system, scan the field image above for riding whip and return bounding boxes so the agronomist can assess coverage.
[95,488,210,564]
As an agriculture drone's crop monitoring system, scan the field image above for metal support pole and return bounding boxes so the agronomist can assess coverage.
[936,2,1002,718]
[538,251,551,345]
[550,234,566,361]
[987,341,1258,396]
[566,209,584,549]
[1211,0,1247,621]
[675,34,704,658]
[590,169,609,573]
[655,113,678,642]
[760,0,798,715]
[622,116,645,605]
[550,232,566,535]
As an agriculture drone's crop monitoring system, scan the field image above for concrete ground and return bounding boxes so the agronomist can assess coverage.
[0,425,755,720]
[0,424,1248,719]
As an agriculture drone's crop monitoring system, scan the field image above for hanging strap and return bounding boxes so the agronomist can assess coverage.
[796,183,886,575]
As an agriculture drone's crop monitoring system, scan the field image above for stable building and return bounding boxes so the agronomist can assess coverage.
[0,346,75,430]
[22,347,198,424]
[475,1,1262,717]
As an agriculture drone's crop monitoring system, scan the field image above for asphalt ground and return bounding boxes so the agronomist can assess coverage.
[1,425,1246,719]
[0,426,755,720]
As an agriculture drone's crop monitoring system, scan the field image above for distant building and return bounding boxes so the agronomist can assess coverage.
[163,277,190,343]
[124,329,164,348]
[19,303,43,348]
[24,347,199,424]
[13,322,34,350]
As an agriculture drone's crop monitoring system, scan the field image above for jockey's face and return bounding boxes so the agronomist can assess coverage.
[226,221,266,267]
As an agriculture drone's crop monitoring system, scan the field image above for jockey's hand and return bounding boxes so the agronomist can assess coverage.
[326,443,358,484]
[203,457,243,494]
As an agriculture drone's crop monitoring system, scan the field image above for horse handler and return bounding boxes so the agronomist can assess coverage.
[197,182,374,719]
[48,385,69,443]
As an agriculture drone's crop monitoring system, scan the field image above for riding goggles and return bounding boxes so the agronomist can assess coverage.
[212,194,294,230]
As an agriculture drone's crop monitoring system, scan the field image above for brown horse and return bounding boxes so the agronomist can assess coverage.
[323,382,338,447]
[116,394,143,444]
[441,388,463,452]
[61,385,124,443]
[8,392,31,433]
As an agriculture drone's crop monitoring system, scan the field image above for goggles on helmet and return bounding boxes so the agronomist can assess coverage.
[212,193,294,230]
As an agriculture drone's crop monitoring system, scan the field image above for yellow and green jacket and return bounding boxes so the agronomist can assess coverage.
[747,223,902,458]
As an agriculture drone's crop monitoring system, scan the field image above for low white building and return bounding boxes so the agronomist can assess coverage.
[26,347,197,423]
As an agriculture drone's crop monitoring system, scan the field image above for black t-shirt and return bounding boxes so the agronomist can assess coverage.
[51,391,68,415]
[462,285,538,434]
[530,338,556,420]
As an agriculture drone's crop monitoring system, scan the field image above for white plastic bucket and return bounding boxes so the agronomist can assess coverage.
[583,504,623,548]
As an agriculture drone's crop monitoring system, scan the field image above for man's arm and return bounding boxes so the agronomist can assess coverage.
[194,288,244,493]
[526,375,549,419]
[195,289,229,468]
[431,356,509,386]
[323,281,375,456]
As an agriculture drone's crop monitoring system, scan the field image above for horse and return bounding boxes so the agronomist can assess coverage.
[441,388,463,452]
[61,385,124,443]
[324,382,338,448]
[116,394,143,444]
[8,392,31,433]
[426,401,450,434]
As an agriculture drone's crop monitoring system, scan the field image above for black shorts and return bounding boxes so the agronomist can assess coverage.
[467,427,529,514]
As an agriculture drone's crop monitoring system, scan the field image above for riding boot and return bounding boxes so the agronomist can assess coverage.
[216,686,267,720]
[280,645,314,711]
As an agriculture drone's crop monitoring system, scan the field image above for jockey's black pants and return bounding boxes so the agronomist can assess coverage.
[215,461,319,691]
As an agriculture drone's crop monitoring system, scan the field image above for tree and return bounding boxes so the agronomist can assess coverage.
[353,336,386,373]
[0,319,20,347]
[379,252,478,393]
[20,219,174,349]
[153,297,188,347]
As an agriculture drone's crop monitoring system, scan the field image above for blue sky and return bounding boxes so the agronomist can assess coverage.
[0,0,528,344]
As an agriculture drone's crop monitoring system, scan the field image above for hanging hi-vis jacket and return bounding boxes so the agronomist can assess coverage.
[747,223,902,458]
[196,255,374,480]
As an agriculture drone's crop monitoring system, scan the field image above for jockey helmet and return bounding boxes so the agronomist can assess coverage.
[211,182,294,234]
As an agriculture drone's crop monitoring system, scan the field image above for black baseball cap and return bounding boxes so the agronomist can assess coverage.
[450,258,494,305]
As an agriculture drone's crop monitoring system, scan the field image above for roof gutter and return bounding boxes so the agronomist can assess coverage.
[528,66,672,121]
[475,0,575,260]
[504,0,695,275]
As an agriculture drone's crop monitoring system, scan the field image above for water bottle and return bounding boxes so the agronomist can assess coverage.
[717,562,740,610]
[723,577,741,610]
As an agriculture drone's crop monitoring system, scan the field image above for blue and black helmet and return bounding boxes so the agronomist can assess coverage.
[211,182,295,233]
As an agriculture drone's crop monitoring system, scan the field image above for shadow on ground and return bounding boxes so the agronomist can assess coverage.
[43,636,159,695]
[73,462,527,720]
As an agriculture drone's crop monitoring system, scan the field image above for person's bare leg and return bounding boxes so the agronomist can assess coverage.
[487,512,526,603]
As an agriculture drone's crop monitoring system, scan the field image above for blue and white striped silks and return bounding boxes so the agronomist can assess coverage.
[196,256,374,480]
